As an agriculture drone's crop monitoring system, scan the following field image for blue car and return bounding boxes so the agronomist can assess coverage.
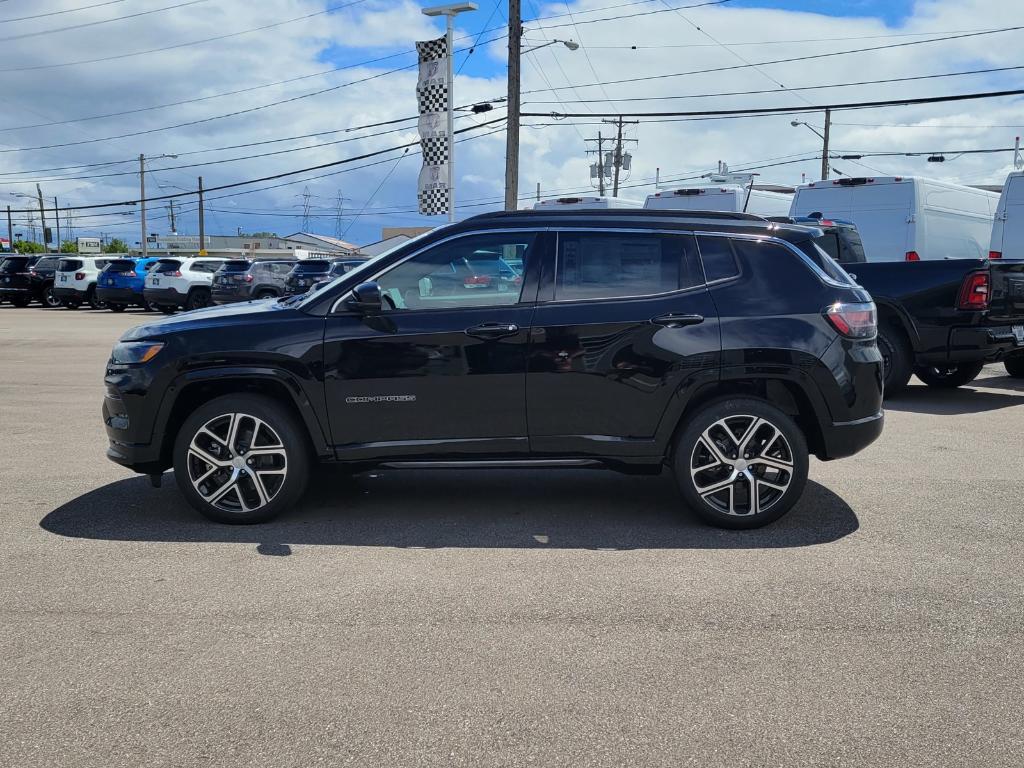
[96,257,161,312]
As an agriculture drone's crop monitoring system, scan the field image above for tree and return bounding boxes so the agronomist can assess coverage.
[240,231,278,238]
[14,240,44,254]
[104,238,130,254]
[59,240,78,253]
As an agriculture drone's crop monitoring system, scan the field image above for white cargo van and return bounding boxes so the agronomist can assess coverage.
[532,196,643,210]
[789,176,998,262]
[989,170,1024,259]
[644,184,792,217]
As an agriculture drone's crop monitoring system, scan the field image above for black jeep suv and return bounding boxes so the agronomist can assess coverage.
[103,210,883,529]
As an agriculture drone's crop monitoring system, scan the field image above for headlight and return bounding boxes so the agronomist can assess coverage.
[110,341,164,364]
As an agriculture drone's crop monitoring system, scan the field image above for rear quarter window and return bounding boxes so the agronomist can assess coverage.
[790,239,856,285]
[695,236,741,282]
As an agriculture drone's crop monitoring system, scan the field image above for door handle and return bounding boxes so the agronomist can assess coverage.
[650,313,704,328]
[465,322,520,339]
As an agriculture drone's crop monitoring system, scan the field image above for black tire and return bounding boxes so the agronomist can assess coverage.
[173,394,311,524]
[914,361,985,389]
[184,289,211,311]
[108,303,127,313]
[62,300,80,309]
[157,304,176,315]
[255,289,276,300]
[1004,353,1024,379]
[10,295,31,308]
[877,325,913,396]
[42,284,62,309]
[673,397,809,530]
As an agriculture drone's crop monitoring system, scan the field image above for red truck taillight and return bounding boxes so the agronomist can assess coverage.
[957,272,989,310]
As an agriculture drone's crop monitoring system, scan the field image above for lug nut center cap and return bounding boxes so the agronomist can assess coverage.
[734,459,749,472]
[231,456,246,470]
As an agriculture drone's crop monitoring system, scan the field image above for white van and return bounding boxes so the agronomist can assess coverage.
[789,176,999,262]
[989,171,1024,259]
[644,183,792,217]
[532,196,643,210]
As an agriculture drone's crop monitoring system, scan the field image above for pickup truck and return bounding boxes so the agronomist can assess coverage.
[786,216,1024,393]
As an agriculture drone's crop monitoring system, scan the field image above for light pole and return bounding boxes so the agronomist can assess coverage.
[791,109,831,181]
[504,34,579,210]
[422,2,477,223]
[139,153,178,257]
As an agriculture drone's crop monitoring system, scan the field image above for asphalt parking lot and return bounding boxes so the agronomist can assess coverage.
[1,304,1022,767]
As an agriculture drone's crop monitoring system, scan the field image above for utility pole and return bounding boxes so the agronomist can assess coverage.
[197,176,207,255]
[139,154,147,258]
[167,199,177,234]
[6,206,12,251]
[536,181,540,202]
[504,0,522,211]
[585,132,606,194]
[820,108,832,181]
[35,183,48,248]
[53,197,60,249]
[604,116,638,197]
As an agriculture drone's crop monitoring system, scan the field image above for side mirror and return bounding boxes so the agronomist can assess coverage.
[346,281,383,314]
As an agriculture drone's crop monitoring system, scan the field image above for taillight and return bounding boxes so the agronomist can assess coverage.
[169,270,182,277]
[905,251,920,262]
[824,301,877,339]
[989,250,1002,259]
[75,271,86,280]
[245,274,253,283]
[126,271,136,277]
[464,275,490,286]
[957,271,989,310]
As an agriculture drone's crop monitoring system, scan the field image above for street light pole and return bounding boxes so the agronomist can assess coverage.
[35,184,48,249]
[140,154,147,258]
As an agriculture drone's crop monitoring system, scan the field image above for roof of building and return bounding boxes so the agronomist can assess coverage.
[285,232,360,251]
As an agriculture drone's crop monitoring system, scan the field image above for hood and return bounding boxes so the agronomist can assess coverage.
[120,297,298,340]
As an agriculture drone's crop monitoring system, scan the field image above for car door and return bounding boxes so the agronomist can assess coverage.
[527,228,721,458]
[322,229,548,459]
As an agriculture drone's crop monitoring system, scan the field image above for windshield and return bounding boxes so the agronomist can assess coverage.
[104,260,137,273]
[154,259,182,273]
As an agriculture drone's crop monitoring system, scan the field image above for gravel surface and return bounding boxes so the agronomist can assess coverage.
[1,305,1022,767]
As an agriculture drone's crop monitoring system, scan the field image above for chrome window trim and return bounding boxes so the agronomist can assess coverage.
[696,230,855,289]
[328,227,541,314]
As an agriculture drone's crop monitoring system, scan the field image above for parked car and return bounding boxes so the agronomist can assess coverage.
[96,257,161,312]
[103,209,883,529]
[53,256,111,308]
[282,259,349,295]
[783,214,1024,391]
[143,257,226,313]
[645,183,792,217]
[789,175,999,261]
[211,259,297,304]
[0,254,41,306]
[28,255,64,308]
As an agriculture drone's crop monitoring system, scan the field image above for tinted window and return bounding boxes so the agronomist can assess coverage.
[377,232,535,311]
[816,233,841,261]
[221,260,252,272]
[57,258,83,272]
[695,236,740,282]
[104,260,137,273]
[0,257,30,272]
[154,260,181,273]
[191,260,224,273]
[94,259,109,270]
[836,227,866,264]
[791,240,856,285]
[35,257,60,271]
[295,260,331,273]
[556,232,703,301]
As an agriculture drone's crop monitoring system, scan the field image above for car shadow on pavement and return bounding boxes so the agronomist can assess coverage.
[40,469,857,550]
[885,380,1024,415]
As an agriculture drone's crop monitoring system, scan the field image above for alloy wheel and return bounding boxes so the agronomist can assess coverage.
[689,414,794,517]
[186,412,288,514]
[43,286,62,308]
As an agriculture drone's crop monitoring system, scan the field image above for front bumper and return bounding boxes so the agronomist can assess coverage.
[819,411,884,460]
[143,286,184,307]
[103,379,167,474]
[96,286,142,305]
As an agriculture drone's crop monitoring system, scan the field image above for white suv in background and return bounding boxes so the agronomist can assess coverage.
[143,257,227,313]
[53,255,112,309]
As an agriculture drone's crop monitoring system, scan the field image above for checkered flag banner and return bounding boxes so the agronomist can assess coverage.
[416,35,450,216]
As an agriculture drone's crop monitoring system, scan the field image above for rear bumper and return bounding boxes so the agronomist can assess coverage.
[96,286,142,305]
[818,411,884,460]
[921,324,1024,364]
[0,286,32,297]
[53,286,88,301]
[143,286,184,306]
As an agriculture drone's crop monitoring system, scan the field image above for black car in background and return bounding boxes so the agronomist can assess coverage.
[211,259,297,304]
[28,255,64,308]
[283,258,366,295]
[103,209,883,530]
[0,255,40,306]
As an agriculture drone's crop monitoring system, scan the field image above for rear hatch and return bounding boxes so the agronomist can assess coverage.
[0,256,34,290]
[55,258,84,288]
[146,259,182,289]
[988,261,1024,329]
[286,260,330,291]
[214,260,253,288]
[101,259,138,288]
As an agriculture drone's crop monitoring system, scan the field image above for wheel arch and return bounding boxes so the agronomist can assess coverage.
[156,367,331,469]
[874,298,918,352]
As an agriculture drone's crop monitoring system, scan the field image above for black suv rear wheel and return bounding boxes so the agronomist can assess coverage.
[1003,353,1024,378]
[914,362,984,388]
[42,284,62,308]
[673,398,809,529]
[173,394,310,524]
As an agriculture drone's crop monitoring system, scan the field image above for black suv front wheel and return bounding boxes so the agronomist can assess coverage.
[173,394,310,524]
[674,398,809,529]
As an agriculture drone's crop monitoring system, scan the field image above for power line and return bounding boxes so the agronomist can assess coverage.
[528,0,730,30]
[0,0,210,44]
[0,0,126,24]
[521,26,1024,94]
[0,0,371,73]
[341,149,411,238]
[571,26,1008,48]
[523,65,1024,104]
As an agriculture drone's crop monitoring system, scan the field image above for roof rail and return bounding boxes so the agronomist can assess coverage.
[467,209,770,222]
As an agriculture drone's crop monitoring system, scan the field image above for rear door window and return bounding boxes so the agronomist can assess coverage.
[35,257,60,271]
[695,236,741,282]
[555,232,703,301]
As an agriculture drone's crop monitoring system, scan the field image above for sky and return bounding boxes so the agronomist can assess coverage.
[0,0,1021,247]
